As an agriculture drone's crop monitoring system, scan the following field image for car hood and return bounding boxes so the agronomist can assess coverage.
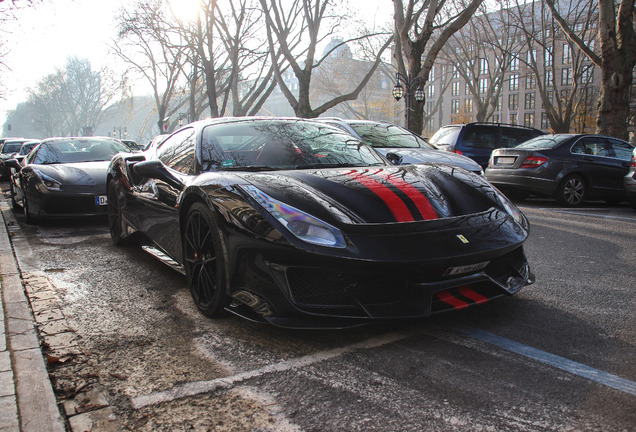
[34,162,110,186]
[374,148,482,173]
[228,164,512,225]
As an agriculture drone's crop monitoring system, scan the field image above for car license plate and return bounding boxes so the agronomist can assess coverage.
[95,195,108,206]
[496,156,516,165]
[443,261,489,276]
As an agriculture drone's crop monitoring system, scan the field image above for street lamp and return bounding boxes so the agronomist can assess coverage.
[177,112,190,127]
[392,72,425,130]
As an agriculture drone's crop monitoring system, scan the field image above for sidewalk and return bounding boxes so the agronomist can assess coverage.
[0,193,65,431]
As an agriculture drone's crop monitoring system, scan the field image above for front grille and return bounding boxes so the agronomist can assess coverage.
[286,268,404,309]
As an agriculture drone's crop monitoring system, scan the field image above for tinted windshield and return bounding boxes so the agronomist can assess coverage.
[2,142,23,154]
[32,139,132,164]
[516,135,572,149]
[348,123,433,149]
[201,120,386,171]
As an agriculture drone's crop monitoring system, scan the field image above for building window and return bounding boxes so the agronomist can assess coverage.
[525,74,536,89]
[510,113,518,125]
[480,58,489,75]
[541,112,550,129]
[451,99,460,114]
[545,70,554,86]
[427,85,435,98]
[465,82,471,95]
[492,114,500,123]
[544,47,553,66]
[509,73,519,91]
[496,95,503,111]
[511,56,520,71]
[561,67,573,86]
[453,65,459,78]
[581,65,594,84]
[509,93,519,110]
[452,81,460,96]
[562,44,572,64]
[479,78,488,94]
[526,49,536,65]
[525,93,535,110]
[464,98,473,113]
[524,113,535,127]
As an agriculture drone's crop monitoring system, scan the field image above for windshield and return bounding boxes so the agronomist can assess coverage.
[516,135,572,150]
[349,123,434,149]
[429,126,461,147]
[2,142,23,154]
[32,139,133,164]
[201,120,387,171]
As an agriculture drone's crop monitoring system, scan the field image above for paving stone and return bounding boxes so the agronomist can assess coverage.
[32,307,64,324]
[0,394,19,431]
[38,319,72,337]
[0,370,16,397]
[0,351,11,373]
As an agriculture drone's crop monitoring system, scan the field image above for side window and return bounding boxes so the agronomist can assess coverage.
[428,127,461,147]
[577,137,608,157]
[463,127,497,149]
[157,128,196,174]
[605,138,633,161]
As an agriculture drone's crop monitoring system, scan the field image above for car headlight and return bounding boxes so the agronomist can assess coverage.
[239,185,346,248]
[34,168,62,191]
[495,189,529,231]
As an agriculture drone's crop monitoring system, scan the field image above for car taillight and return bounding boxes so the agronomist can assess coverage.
[452,149,463,155]
[631,154,636,168]
[519,156,548,168]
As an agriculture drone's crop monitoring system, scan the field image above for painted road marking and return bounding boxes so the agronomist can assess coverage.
[131,331,410,409]
[452,324,636,397]
[131,325,636,409]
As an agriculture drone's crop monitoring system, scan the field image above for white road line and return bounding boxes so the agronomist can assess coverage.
[130,330,410,409]
[452,324,636,397]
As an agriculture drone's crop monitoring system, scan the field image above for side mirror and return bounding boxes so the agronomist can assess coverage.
[385,152,403,165]
[4,159,22,171]
[132,160,184,190]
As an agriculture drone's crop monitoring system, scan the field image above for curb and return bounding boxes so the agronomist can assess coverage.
[0,195,65,431]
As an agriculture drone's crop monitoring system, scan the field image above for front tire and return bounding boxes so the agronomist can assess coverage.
[556,175,586,207]
[107,178,132,246]
[23,193,36,224]
[9,181,19,210]
[183,203,228,317]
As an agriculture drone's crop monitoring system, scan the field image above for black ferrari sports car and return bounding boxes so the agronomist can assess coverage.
[7,137,138,223]
[107,117,534,328]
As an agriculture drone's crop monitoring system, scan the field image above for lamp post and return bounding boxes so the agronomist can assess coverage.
[392,72,425,131]
[112,126,127,139]
[177,112,191,127]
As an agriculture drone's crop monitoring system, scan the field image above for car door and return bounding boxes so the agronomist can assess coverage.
[135,127,196,260]
[571,136,623,195]
[603,138,634,193]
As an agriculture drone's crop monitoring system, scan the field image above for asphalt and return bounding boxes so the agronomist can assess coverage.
[0,191,66,431]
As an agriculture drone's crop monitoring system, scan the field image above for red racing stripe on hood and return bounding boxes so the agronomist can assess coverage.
[372,169,438,220]
[345,170,414,222]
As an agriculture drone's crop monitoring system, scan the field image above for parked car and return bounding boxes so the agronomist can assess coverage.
[0,138,31,179]
[485,134,634,206]
[6,137,138,223]
[316,118,483,175]
[429,122,545,168]
[107,117,534,328]
[145,134,170,152]
[624,148,636,210]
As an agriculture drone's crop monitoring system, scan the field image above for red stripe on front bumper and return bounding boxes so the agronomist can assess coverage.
[435,291,469,310]
[458,286,489,304]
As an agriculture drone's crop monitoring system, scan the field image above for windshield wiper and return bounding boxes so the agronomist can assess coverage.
[219,165,282,172]
[295,163,361,169]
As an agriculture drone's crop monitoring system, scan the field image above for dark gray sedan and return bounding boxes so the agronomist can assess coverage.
[485,134,634,206]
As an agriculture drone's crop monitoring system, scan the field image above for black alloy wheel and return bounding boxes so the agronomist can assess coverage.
[9,181,19,210]
[556,175,586,207]
[107,178,130,245]
[23,193,36,224]
[183,202,228,317]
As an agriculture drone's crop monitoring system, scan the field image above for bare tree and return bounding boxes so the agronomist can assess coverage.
[259,0,393,118]
[546,0,635,140]
[439,4,522,123]
[28,57,124,136]
[510,0,597,133]
[112,0,189,133]
[393,0,484,134]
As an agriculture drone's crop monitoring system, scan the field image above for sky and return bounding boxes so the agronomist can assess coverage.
[0,0,393,129]
[1,0,126,126]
